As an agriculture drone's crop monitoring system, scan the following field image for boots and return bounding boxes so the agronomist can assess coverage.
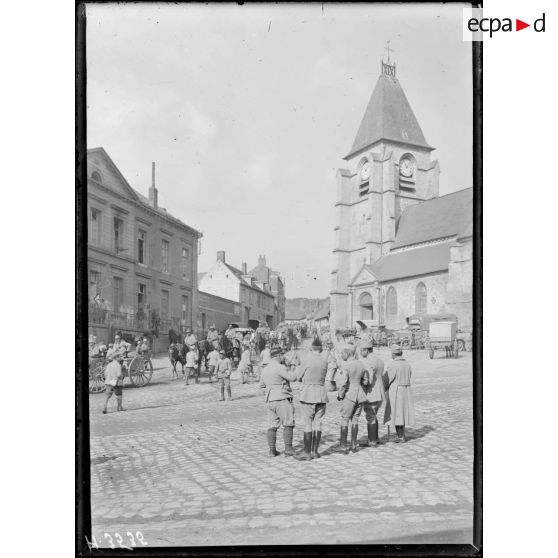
[368,422,380,446]
[299,432,313,460]
[311,430,322,459]
[350,424,359,453]
[395,425,406,443]
[267,428,280,457]
[336,426,349,454]
[283,426,295,457]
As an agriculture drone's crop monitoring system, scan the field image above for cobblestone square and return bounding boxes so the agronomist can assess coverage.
[89,347,474,547]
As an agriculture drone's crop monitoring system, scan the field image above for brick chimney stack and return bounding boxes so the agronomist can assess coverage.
[258,255,266,267]
[149,162,158,209]
[217,251,226,263]
[242,262,248,274]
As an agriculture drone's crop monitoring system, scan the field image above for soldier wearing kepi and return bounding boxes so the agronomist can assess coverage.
[336,345,369,454]
[383,344,415,443]
[360,340,385,447]
[259,346,298,457]
[296,338,328,460]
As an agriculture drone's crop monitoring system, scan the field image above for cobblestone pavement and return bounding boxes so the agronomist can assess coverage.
[88,345,474,547]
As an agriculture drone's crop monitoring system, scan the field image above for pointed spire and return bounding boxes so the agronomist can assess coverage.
[344,58,433,159]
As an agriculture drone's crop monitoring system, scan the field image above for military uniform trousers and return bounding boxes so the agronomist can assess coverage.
[266,398,295,428]
[299,402,326,430]
[340,399,363,425]
[363,400,382,424]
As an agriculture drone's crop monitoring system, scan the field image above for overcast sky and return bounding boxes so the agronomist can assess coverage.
[87,2,472,299]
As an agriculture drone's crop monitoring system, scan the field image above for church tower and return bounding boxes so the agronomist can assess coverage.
[330,53,440,330]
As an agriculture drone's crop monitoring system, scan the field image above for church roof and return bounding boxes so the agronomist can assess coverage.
[346,72,432,159]
[366,240,454,282]
[392,188,473,249]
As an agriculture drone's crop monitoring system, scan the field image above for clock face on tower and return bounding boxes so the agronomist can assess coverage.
[400,157,415,179]
[360,161,370,181]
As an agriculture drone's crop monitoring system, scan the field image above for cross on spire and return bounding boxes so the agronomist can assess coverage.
[384,40,394,64]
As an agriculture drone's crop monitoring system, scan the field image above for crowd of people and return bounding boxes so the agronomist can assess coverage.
[89,322,416,458]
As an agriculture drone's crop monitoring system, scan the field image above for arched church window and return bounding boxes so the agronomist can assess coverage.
[415,282,427,314]
[386,287,397,317]
[91,170,102,183]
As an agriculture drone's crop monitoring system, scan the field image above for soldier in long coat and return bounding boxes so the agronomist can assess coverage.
[336,345,369,454]
[359,340,385,447]
[383,344,415,443]
[259,347,298,457]
[296,338,328,459]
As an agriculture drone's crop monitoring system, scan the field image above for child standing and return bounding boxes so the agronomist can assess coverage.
[185,348,198,385]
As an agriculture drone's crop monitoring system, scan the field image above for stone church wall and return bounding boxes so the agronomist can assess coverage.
[382,272,449,329]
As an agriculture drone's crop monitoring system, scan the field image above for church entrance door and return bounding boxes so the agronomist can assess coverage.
[358,292,374,321]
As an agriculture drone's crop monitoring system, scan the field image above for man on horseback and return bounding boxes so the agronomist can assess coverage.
[206,324,219,348]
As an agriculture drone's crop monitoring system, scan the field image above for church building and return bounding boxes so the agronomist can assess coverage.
[330,58,473,331]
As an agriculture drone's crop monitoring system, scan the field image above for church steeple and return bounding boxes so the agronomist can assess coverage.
[345,55,433,160]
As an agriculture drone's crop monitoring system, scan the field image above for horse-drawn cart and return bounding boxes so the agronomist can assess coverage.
[426,321,459,359]
[88,351,154,393]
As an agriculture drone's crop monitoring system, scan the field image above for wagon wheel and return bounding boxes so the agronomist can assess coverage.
[89,360,106,393]
[453,340,460,359]
[128,355,154,387]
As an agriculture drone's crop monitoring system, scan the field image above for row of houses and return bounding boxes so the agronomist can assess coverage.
[86,148,285,352]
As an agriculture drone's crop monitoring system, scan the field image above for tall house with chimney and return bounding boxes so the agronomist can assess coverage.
[330,57,472,331]
[87,147,202,351]
[249,256,286,324]
[198,251,279,330]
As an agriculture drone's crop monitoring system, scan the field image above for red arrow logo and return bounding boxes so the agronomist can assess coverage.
[516,19,530,31]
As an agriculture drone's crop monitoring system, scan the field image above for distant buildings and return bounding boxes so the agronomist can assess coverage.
[198,252,283,330]
[87,148,202,351]
[87,148,287,349]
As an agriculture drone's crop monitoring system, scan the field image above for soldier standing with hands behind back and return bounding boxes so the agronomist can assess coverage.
[360,340,385,447]
[259,346,298,457]
[296,338,328,460]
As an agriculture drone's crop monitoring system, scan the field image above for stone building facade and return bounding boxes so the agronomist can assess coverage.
[197,291,241,335]
[249,256,286,325]
[198,251,277,329]
[87,147,202,351]
[330,60,473,331]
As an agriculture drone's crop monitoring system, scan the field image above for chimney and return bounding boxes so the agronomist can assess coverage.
[242,262,247,274]
[148,162,158,209]
[258,255,266,267]
[217,251,226,263]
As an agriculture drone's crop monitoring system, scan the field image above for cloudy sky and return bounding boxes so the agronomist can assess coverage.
[87,2,472,299]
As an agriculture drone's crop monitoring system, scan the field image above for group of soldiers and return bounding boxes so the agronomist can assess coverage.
[258,337,415,459]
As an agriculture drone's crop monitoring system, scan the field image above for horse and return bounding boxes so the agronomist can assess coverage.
[196,339,212,377]
[169,342,186,379]
[221,335,241,366]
